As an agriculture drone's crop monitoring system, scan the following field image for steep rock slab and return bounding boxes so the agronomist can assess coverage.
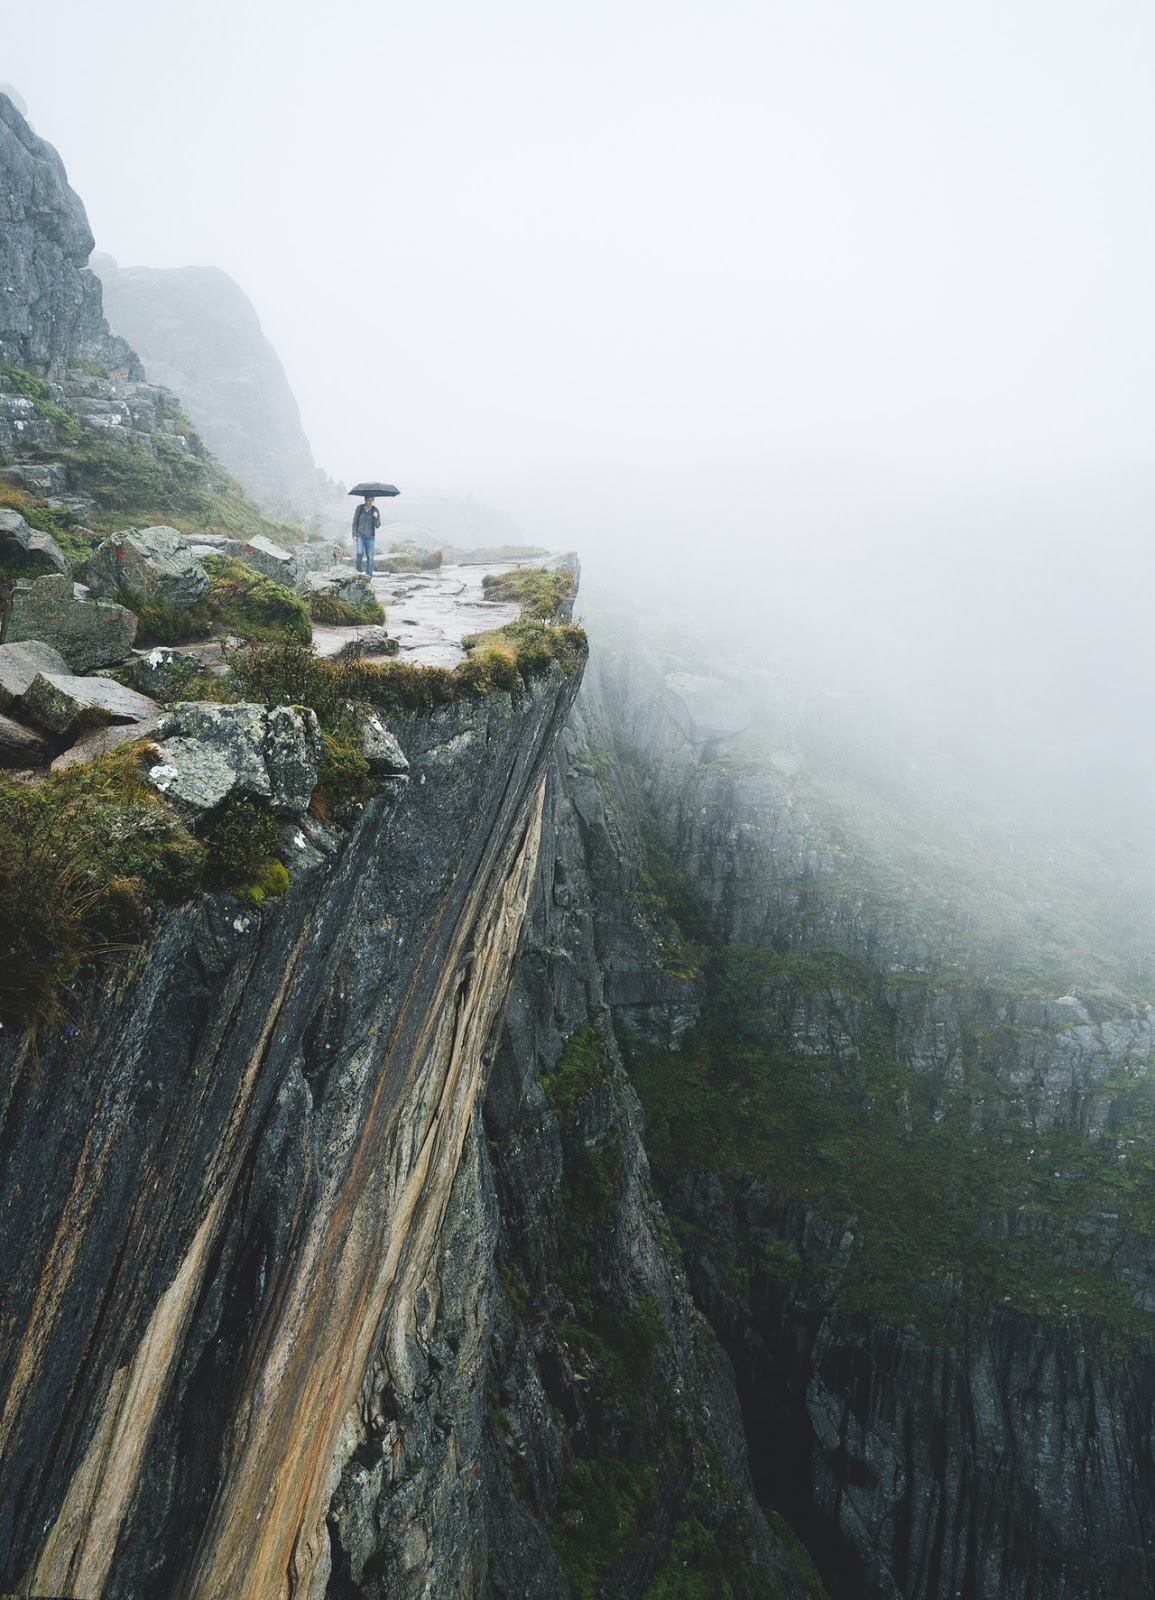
[1,573,137,672]
[78,526,209,608]
[0,672,580,1598]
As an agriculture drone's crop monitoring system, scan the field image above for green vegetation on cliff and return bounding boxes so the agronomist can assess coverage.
[627,943,1155,1343]
[0,744,204,1030]
[481,564,575,618]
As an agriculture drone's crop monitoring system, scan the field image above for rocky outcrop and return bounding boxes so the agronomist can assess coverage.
[94,257,328,517]
[0,670,580,1598]
[147,700,322,816]
[0,94,137,375]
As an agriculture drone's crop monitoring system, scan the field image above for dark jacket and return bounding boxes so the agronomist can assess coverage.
[352,503,380,539]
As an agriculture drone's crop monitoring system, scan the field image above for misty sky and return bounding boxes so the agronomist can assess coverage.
[6,0,1155,518]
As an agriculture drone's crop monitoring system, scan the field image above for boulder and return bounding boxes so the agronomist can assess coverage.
[359,712,410,777]
[119,647,207,700]
[299,567,375,607]
[0,572,138,672]
[188,535,245,562]
[19,672,159,738]
[0,638,71,711]
[333,627,399,661]
[0,710,48,768]
[148,701,321,817]
[237,534,301,588]
[0,508,70,577]
[298,541,347,573]
[79,525,209,607]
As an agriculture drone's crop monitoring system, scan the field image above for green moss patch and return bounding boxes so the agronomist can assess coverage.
[541,1027,614,1117]
[481,564,575,618]
[0,743,205,1031]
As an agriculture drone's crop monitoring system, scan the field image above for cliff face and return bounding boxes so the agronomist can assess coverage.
[0,672,576,1598]
[94,259,329,520]
[0,95,136,376]
[312,695,819,1599]
[573,636,1155,1600]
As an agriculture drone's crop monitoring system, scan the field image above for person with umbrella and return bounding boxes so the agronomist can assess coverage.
[348,481,399,579]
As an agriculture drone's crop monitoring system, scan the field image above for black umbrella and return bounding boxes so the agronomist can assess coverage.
[348,481,400,497]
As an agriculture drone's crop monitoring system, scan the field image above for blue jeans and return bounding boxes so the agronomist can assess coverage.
[355,534,375,576]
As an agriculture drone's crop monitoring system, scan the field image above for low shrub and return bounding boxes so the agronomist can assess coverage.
[200,796,285,899]
[223,637,354,727]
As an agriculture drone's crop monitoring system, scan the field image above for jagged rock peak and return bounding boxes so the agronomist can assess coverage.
[0,93,137,375]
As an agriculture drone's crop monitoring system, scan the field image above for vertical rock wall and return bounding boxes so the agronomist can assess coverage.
[0,673,577,1598]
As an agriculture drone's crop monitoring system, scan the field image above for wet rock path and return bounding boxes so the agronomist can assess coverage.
[311,560,525,667]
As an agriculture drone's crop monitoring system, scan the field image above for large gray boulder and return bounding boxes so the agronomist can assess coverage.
[20,671,159,737]
[236,534,301,588]
[79,525,209,607]
[147,701,321,817]
[0,573,137,671]
[117,646,207,700]
[0,508,70,577]
[0,638,70,710]
[299,567,375,607]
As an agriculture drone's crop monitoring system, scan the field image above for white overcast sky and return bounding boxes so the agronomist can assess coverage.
[5,0,1154,515]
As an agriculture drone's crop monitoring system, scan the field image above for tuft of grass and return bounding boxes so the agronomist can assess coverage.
[481,564,575,618]
[0,743,205,1031]
[306,592,386,626]
[201,556,311,644]
[311,732,373,821]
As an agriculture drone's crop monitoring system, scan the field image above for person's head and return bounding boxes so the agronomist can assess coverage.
[364,494,375,505]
